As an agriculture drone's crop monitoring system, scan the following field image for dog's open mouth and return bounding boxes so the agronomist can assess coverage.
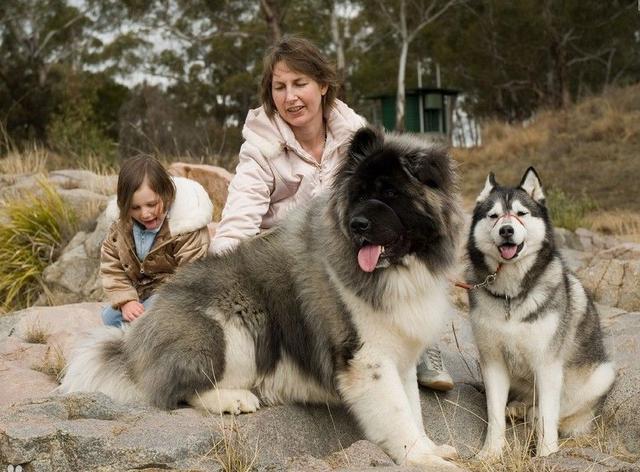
[498,242,525,260]
[357,243,391,272]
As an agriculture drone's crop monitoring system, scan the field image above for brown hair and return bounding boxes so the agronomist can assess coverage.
[117,156,175,222]
[260,35,338,117]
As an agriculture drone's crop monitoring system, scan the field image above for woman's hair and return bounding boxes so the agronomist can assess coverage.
[260,35,338,117]
[117,156,175,222]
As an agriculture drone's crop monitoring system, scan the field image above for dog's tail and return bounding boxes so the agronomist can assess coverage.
[58,326,144,404]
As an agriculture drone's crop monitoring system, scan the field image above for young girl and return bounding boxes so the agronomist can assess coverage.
[100,155,213,327]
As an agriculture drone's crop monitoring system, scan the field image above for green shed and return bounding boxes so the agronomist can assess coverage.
[368,87,459,140]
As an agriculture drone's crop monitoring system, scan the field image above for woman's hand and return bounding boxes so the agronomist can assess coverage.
[121,300,145,321]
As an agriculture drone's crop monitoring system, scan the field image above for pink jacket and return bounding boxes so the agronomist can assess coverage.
[211,99,366,254]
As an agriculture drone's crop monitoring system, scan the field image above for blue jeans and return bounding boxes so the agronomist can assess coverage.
[101,295,158,327]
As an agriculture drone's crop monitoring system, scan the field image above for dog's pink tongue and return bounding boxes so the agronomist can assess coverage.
[499,244,518,260]
[358,244,382,272]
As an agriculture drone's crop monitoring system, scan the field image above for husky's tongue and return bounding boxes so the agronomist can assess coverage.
[499,244,518,260]
[358,244,383,272]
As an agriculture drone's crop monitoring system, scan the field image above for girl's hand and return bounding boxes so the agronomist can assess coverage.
[121,300,145,321]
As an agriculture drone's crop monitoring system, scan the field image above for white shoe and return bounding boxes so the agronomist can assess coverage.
[417,348,454,391]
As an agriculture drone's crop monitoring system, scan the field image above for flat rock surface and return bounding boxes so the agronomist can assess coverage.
[0,296,638,471]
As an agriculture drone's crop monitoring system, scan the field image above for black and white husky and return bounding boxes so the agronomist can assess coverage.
[467,167,615,459]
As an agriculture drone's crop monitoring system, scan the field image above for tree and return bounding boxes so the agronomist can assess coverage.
[372,0,461,131]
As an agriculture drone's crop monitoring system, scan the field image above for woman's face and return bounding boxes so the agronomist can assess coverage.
[129,181,165,230]
[271,61,328,133]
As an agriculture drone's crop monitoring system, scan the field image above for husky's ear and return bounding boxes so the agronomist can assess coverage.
[519,167,545,202]
[476,172,497,202]
[348,126,383,161]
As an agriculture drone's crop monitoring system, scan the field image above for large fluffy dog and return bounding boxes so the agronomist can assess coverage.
[60,127,463,469]
[467,168,615,459]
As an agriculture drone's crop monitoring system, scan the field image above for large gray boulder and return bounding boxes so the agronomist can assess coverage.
[0,303,485,471]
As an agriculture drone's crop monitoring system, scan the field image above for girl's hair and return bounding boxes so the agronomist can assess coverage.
[117,156,175,222]
[260,35,338,117]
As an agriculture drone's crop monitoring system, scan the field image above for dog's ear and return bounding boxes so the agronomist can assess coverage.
[348,126,383,161]
[519,167,545,203]
[476,172,497,202]
[405,146,452,190]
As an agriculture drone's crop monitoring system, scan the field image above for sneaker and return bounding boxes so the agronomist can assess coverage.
[417,348,454,391]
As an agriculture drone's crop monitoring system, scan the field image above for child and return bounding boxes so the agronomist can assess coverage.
[100,156,213,326]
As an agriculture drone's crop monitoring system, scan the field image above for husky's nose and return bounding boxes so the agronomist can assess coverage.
[350,216,371,233]
[499,225,514,238]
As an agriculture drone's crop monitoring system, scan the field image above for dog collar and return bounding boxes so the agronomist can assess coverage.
[454,263,502,291]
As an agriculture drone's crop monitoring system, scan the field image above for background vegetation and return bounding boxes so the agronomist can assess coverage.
[1,1,637,168]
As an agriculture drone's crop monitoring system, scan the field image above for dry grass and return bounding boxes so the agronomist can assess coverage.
[209,419,259,472]
[586,210,640,243]
[32,344,67,383]
[22,319,50,344]
[454,84,640,220]
[0,146,49,175]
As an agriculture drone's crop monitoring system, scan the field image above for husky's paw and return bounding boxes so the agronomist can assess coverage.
[475,444,503,462]
[536,442,559,457]
[506,400,530,419]
[407,454,463,471]
[432,443,458,460]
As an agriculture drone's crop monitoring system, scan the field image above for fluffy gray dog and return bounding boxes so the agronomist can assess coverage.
[61,127,463,470]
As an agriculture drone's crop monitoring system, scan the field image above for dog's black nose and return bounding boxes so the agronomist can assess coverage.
[499,225,514,238]
[350,216,370,233]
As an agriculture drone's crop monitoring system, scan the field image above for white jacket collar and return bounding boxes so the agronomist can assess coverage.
[105,176,213,236]
[241,99,366,161]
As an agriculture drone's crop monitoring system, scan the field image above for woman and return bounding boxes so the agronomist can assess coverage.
[211,35,364,253]
[211,35,452,391]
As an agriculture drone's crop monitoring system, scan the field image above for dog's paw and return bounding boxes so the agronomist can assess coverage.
[432,443,458,460]
[407,454,463,471]
[506,400,529,419]
[189,388,260,415]
[475,444,503,462]
[230,390,261,415]
[536,442,559,457]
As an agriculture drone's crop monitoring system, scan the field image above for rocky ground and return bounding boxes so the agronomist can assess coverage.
[1,168,639,471]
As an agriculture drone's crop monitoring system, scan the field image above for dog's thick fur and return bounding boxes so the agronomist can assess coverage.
[467,168,615,458]
[60,127,463,469]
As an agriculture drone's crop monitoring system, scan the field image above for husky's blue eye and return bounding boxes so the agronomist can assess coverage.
[517,211,528,217]
[489,213,499,219]
[383,189,396,198]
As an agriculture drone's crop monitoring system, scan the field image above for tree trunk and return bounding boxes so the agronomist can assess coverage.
[329,1,347,100]
[260,0,282,43]
[395,0,408,132]
[395,39,408,131]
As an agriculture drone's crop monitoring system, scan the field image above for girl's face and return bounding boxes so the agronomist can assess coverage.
[129,182,165,230]
[271,61,328,133]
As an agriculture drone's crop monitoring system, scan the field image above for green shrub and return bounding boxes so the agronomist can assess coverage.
[546,188,597,231]
[0,180,77,312]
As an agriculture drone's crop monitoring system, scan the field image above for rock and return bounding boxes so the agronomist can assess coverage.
[47,170,117,196]
[40,207,111,305]
[602,310,640,455]
[578,258,640,312]
[575,228,621,252]
[560,247,594,272]
[555,228,585,251]
[56,187,109,220]
[598,243,640,261]
[0,303,104,409]
[532,448,640,472]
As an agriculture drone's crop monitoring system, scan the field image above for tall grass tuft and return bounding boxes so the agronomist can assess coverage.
[0,180,77,312]
[546,189,597,231]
